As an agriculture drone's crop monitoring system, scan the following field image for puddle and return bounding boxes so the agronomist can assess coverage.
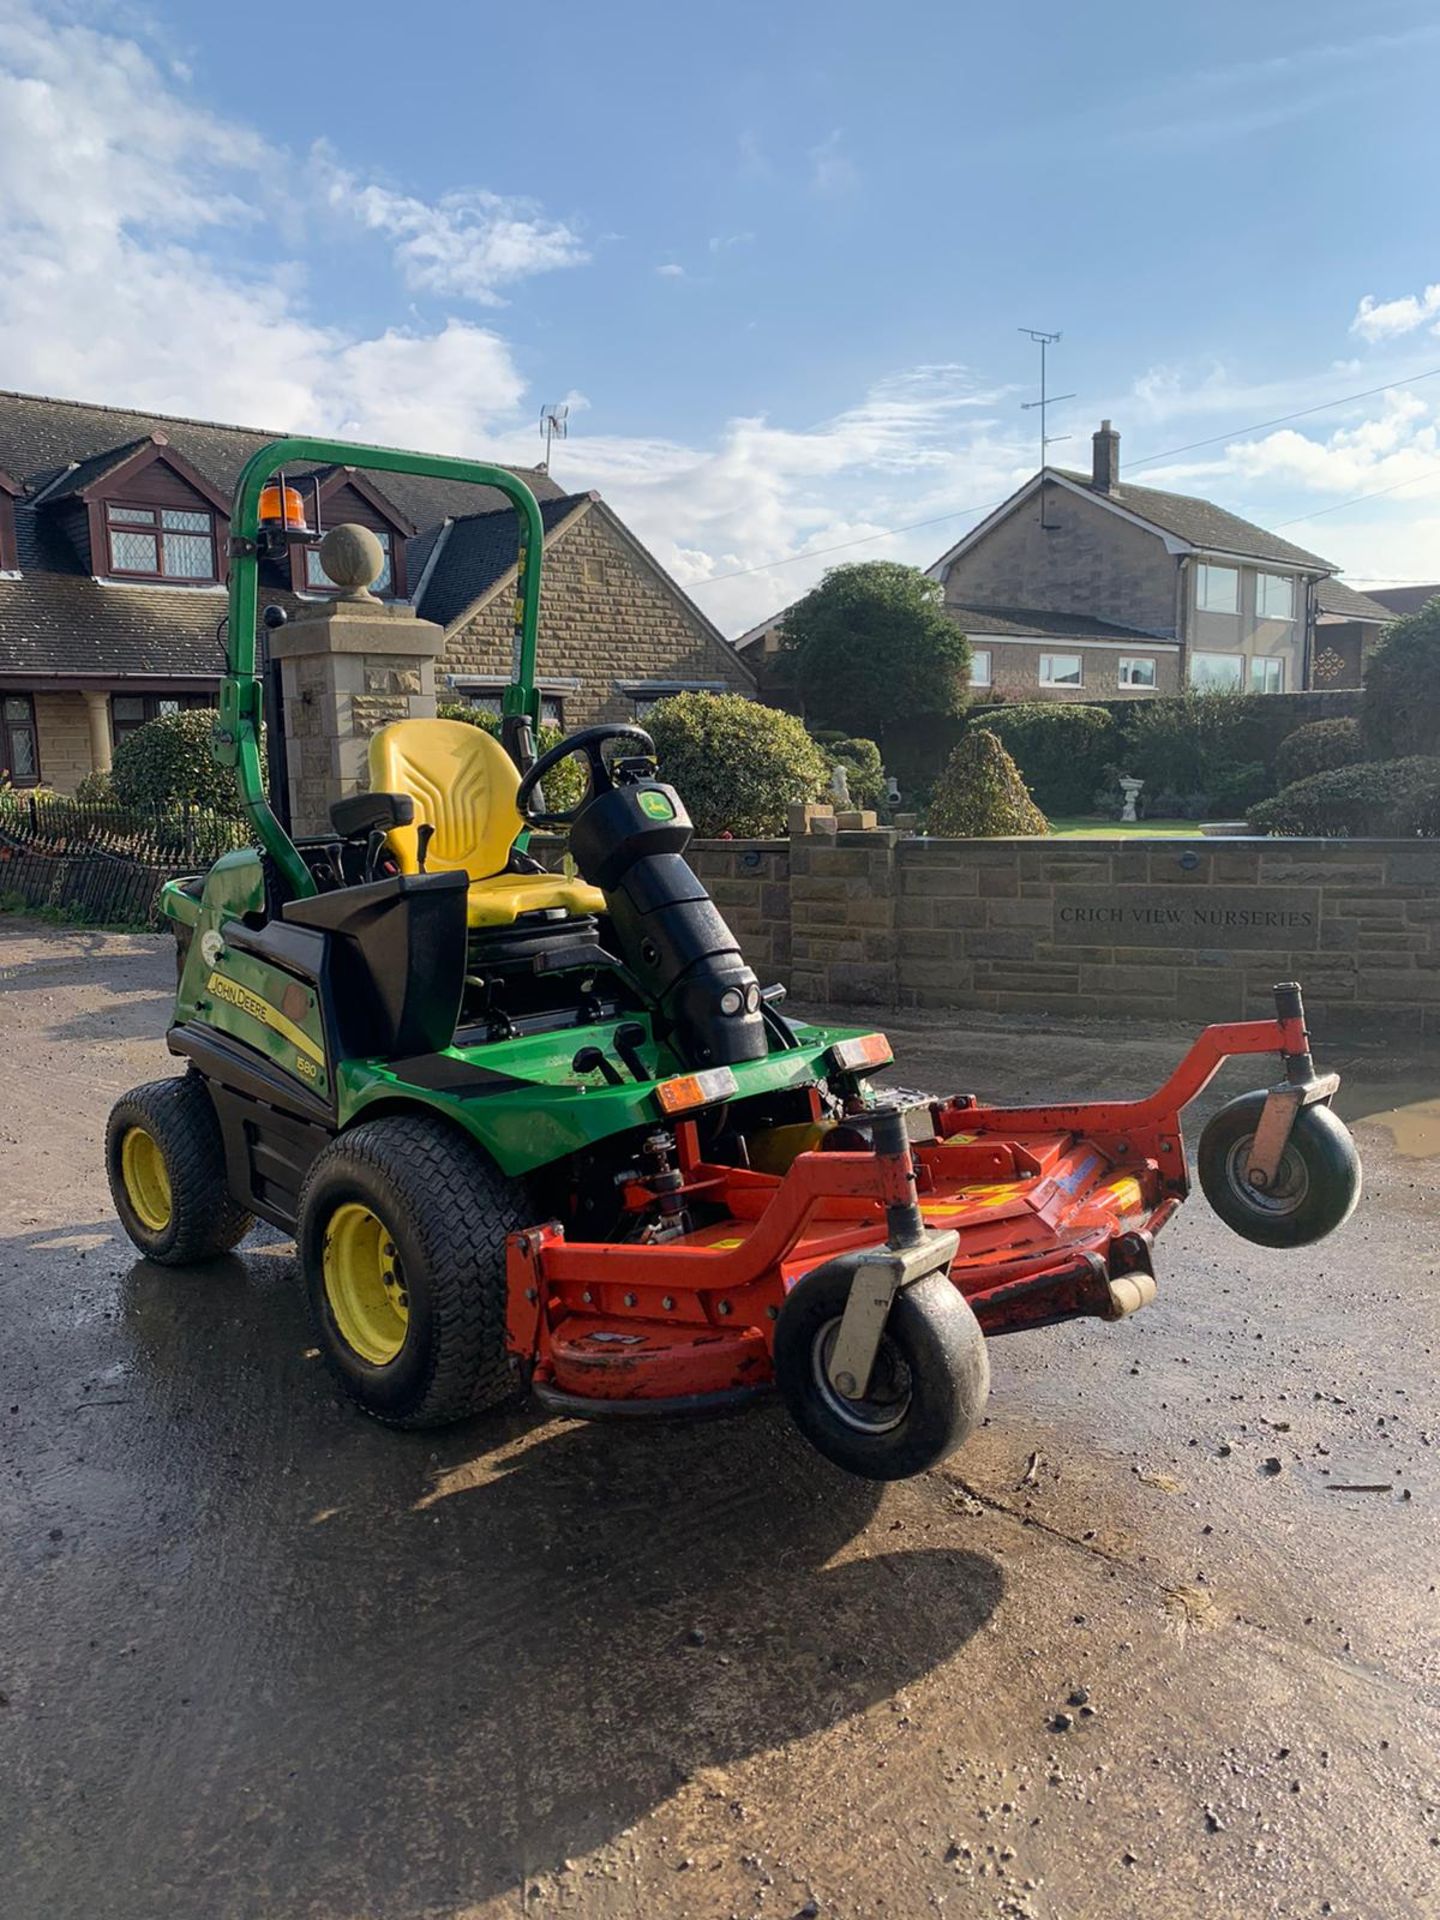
[1358,1097,1440,1158]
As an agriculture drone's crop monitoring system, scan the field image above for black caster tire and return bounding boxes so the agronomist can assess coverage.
[774,1265,990,1481]
[106,1074,254,1265]
[297,1114,528,1429]
[1197,1092,1362,1249]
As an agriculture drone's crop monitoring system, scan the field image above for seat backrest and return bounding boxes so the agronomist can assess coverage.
[367,718,524,882]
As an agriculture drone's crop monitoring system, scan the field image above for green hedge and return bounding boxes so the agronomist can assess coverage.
[928,729,1048,836]
[966,703,1114,812]
[648,691,830,837]
[1362,597,1439,758]
[436,701,586,814]
[1248,756,1440,837]
[110,709,245,815]
[1274,717,1365,788]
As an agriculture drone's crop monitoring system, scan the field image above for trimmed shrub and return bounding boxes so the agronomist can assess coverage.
[1274,717,1364,788]
[1122,690,1273,796]
[813,732,885,810]
[647,691,831,837]
[1248,756,1440,837]
[928,729,1049,837]
[436,700,586,814]
[968,704,1115,813]
[1206,761,1272,817]
[110,709,243,814]
[1362,597,1438,757]
[782,561,972,738]
[73,768,115,804]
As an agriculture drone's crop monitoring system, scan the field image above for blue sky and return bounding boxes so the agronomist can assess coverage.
[4,0,1440,630]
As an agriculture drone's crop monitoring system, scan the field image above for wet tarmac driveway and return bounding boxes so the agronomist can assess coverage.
[2,922,1438,1919]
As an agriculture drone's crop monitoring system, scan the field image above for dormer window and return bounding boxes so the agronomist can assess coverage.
[306,527,392,595]
[105,502,217,581]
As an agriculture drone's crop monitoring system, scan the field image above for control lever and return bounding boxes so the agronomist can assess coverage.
[363,828,387,884]
[613,1021,649,1084]
[572,1045,624,1087]
[415,821,434,873]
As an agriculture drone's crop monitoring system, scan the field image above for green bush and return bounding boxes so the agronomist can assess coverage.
[436,701,586,815]
[928,729,1048,837]
[1248,756,1440,837]
[1122,690,1273,795]
[782,562,972,738]
[110,709,243,814]
[1205,761,1272,817]
[73,768,115,804]
[1362,598,1438,757]
[969,704,1114,812]
[647,692,830,837]
[1274,717,1364,788]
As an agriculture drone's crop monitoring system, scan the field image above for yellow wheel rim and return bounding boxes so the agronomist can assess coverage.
[121,1126,172,1233]
[322,1202,409,1366]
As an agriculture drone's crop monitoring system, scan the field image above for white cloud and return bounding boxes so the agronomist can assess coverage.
[315,153,587,306]
[1352,284,1440,343]
[809,129,859,196]
[708,232,753,254]
[655,262,686,279]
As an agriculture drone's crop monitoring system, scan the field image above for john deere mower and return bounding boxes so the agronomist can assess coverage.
[106,438,1362,1480]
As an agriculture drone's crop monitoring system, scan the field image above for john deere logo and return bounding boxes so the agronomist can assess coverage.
[638,790,675,821]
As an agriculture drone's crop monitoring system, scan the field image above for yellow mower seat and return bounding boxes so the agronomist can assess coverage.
[367,718,605,929]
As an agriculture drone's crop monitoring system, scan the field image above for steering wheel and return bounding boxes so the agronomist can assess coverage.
[515,724,656,827]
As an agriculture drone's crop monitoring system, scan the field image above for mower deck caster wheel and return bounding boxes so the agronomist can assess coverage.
[774,1266,989,1481]
[1197,1091,1361,1249]
[297,1114,528,1428]
[106,1074,254,1265]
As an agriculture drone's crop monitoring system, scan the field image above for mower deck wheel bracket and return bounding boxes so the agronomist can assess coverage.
[1244,1071,1340,1189]
[824,1229,959,1401]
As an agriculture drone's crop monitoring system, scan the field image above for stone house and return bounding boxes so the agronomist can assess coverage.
[0,389,750,792]
[926,421,1392,699]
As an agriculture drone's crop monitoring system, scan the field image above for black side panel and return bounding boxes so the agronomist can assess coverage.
[206,1081,332,1233]
[283,870,467,1058]
[169,1022,337,1125]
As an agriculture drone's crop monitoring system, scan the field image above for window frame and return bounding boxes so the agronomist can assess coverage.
[110,692,213,750]
[1250,655,1286,694]
[102,500,218,583]
[1117,655,1157,689]
[1,692,40,786]
[1255,572,1295,622]
[969,648,992,687]
[1189,649,1246,691]
[1038,652,1083,688]
[1195,562,1240,615]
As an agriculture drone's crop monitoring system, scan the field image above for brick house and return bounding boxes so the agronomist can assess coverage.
[926,421,1391,699]
[0,390,750,791]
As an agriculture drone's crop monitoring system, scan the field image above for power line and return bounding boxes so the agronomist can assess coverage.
[1271,461,1440,527]
[686,361,1440,593]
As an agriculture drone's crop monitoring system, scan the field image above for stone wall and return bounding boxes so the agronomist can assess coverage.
[683,830,1440,1041]
[443,504,752,727]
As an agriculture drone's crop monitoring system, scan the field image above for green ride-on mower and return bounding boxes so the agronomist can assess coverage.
[106,437,1363,1481]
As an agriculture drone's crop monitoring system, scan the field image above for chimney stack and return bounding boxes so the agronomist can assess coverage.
[1092,419,1120,494]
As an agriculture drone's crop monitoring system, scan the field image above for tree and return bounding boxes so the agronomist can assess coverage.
[647,692,830,837]
[1362,598,1440,758]
[927,729,1048,837]
[781,561,972,740]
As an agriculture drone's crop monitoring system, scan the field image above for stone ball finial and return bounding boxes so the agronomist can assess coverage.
[315,523,384,599]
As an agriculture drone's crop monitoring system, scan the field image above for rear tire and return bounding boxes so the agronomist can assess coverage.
[774,1264,990,1481]
[297,1114,529,1428]
[106,1074,254,1265]
[1197,1092,1362,1249]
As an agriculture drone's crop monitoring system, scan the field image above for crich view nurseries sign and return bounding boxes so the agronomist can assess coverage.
[1052,886,1321,951]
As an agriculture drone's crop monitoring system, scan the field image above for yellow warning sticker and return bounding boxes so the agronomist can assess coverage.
[707,1236,745,1250]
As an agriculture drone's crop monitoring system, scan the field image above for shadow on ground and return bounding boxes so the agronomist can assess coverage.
[5,1229,1002,1918]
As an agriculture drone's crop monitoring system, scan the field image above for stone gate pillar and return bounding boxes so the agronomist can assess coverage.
[267,524,444,839]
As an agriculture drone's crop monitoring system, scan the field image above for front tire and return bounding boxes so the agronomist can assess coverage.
[1197,1092,1361,1249]
[106,1075,254,1264]
[774,1265,990,1481]
[297,1114,529,1428]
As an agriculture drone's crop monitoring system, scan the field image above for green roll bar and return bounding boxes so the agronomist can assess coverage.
[215,436,545,902]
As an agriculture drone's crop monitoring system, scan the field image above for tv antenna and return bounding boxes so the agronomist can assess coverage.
[539,402,569,471]
[1018,328,1074,530]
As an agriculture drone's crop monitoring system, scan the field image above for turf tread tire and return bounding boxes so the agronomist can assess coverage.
[297,1114,528,1429]
[106,1073,254,1265]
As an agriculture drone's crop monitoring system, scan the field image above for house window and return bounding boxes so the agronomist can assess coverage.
[105,503,216,581]
[1196,563,1239,614]
[969,649,992,687]
[1039,653,1082,687]
[581,556,607,587]
[1,693,39,785]
[1190,651,1245,690]
[306,529,392,595]
[1256,573,1294,621]
[1250,656,1286,694]
[1118,656,1157,688]
[448,690,564,729]
[111,692,211,748]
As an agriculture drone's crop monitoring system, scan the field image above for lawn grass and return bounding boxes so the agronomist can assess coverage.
[1045,816,1205,839]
